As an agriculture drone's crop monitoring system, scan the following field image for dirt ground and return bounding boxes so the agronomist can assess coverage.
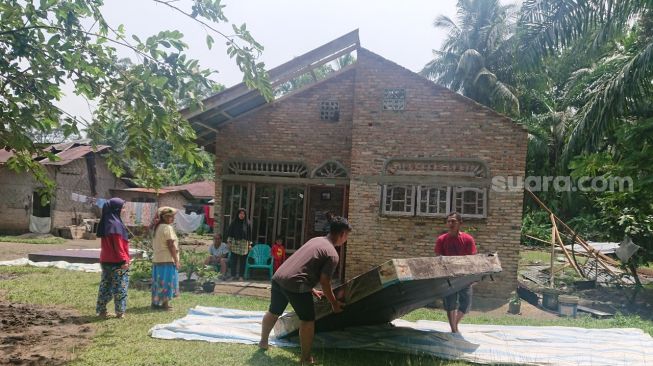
[0,288,94,366]
[0,240,99,365]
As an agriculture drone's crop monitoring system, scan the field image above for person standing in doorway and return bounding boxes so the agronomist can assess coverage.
[95,197,130,319]
[271,237,286,273]
[258,216,351,365]
[226,208,252,281]
[435,212,477,333]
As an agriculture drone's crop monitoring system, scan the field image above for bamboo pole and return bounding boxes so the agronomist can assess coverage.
[550,216,555,288]
[525,234,552,246]
[526,188,626,284]
[551,216,583,276]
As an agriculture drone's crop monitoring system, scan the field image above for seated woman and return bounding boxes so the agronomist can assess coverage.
[205,233,230,280]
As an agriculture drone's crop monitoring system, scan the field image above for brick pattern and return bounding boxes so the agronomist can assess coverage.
[212,71,356,234]
[346,50,527,297]
[211,49,528,299]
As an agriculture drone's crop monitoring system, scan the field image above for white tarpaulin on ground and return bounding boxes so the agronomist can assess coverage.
[174,212,204,233]
[0,258,101,272]
[150,306,653,366]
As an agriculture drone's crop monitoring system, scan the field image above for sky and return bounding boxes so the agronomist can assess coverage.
[65,0,460,122]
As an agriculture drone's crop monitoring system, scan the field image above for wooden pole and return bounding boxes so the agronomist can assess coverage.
[525,234,552,246]
[550,214,555,288]
[551,216,583,276]
[526,188,627,284]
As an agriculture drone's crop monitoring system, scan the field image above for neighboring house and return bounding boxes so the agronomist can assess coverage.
[164,181,215,202]
[0,140,129,234]
[109,187,194,210]
[110,180,214,209]
[182,31,527,299]
[110,183,213,232]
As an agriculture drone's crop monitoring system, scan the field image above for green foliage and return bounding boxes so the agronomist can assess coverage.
[0,0,271,198]
[128,259,152,282]
[179,250,206,280]
[0,235,65,244]
[421,0,520,116]
[569,117,653,261]
[521,210,551,246]
[509,291,521,305]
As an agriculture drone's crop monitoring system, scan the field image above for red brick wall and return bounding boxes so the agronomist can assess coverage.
[345,49,527,298]
[211,49,528,299]
[212,71,356,234]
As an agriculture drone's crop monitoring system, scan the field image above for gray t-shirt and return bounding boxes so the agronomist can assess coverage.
[209,242,229,257]
[272,236,339,293]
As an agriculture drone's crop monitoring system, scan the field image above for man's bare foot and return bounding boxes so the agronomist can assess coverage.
[258,340,268,350]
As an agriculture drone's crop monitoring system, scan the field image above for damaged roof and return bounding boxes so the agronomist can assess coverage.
[163,180,214,199]
[182,29,360,150]
[0,140,110,166]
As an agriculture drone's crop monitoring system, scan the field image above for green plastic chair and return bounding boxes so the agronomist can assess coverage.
[244,244,273,280]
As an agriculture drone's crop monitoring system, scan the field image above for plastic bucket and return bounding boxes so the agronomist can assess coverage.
[542,289,559,310]
[558,295,579,317]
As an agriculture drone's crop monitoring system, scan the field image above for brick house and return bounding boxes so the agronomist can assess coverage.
[183,31,527,298]
[0,140,129,234]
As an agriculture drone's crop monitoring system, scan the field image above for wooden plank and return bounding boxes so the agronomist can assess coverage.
[577,305,614,318]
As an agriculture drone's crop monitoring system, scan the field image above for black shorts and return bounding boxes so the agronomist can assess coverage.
[443,285,473,313]
[268,280,315,321]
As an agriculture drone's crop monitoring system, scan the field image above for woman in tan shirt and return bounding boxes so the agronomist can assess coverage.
[150,207,179,310]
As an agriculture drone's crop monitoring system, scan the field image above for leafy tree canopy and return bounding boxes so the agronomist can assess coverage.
[0,0,272,198]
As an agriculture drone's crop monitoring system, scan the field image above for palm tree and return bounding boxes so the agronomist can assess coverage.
[421,0,520,116]
[518,0,653,158]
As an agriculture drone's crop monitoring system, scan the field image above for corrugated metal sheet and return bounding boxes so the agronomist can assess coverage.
[45,145,110,165]
[0,142,110,165]
[163,181,214,198]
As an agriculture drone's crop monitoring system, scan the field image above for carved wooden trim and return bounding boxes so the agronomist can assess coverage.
[311,160,349,178]
[225,159,309,178]
[383,158,489,178]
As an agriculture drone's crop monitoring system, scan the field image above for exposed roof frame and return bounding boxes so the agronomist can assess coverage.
[183,29,360,146]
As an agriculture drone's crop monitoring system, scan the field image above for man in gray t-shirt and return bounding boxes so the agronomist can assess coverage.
[272,236,339,293]
[259,216,352,365]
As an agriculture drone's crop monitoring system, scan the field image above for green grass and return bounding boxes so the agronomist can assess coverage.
[519,249,551,266]
[0,235,66,244]
[1,266,652,365]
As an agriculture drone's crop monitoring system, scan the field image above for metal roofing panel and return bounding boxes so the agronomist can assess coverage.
[45,145,110,165]
[163,181,215,198]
